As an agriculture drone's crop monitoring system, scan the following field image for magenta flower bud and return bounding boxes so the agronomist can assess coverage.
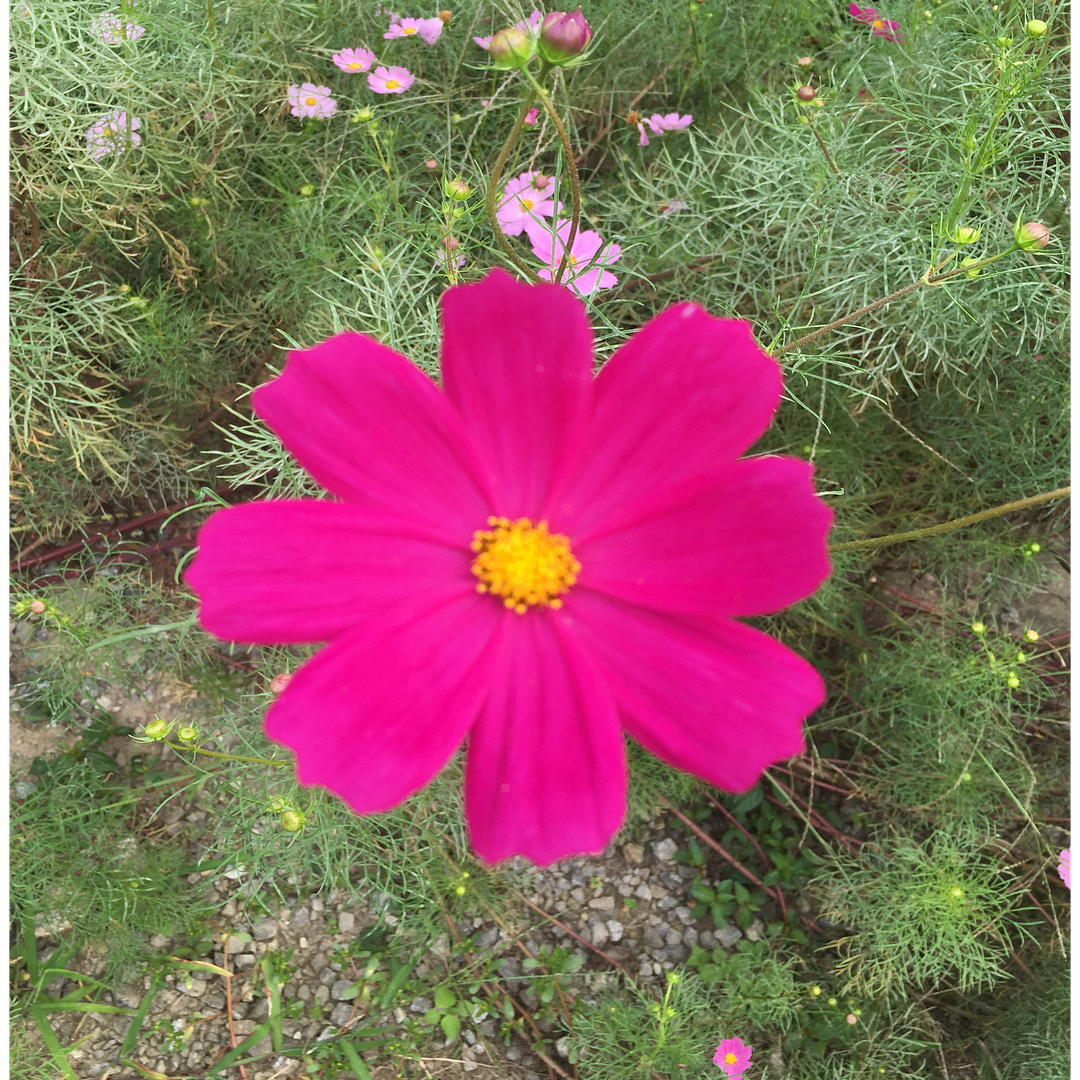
[1015,220,1050,251]
[489,26,534,69]
[29,599,47,615]
[538,7,593,63]
[796,85,816,102]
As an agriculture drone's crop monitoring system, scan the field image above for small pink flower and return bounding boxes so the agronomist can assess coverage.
[436,237,466,270]
[637,122,649,146]
[529,219,621,298]
[714,1038,753,1078]
[287,83,337,120]
[496,171,562,237]
[481,99,491,108]
[660,199,689,216]
[333,47,376,72]
[91,11,146,42]
[849,3,902,42]
[523,107,540,126]
[367,65,414,94]
[1058,849,1071,889]
[85,109,141,160]
[473,33,493,49]
[385,15,443,44]
[645,112,693,134]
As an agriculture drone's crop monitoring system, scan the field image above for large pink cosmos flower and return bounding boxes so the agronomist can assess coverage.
[849,3,903,42]
[385,14,443,43]
[287,83,337,119]
[332,47,376,73]
[529,220,622,298]
[496,171,562,237]
[714,1038,753,1078]
[186,270,832,866]
[368,65,415,94]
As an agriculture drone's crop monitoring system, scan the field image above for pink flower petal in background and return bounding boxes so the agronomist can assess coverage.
[187,269,832,866]
[644,112,693,133]
[385,15,442,43]
[332,46,375,72]
[474,9,540,48]
[523,106,540,126]
[849,2,902,41]
[464,612,626,865]
[85,110,141,160]
[287,83,337,119]
[637,122,649,146]
[496,171,561,237]
[1059,849,1071,889]
[529,220,621,298]
[91,11,145,42]
[367,64,414,93]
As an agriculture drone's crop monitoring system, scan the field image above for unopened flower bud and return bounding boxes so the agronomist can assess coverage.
[1015,220,1049,251]
[190,196,207,207]
[438,9,452,22]
[797,56,813,67]
[1024,628,1039,642]
[489,26,534,69]
[425,159,439,169]
[444,178,470,200]
[971,621,985,633]
[961,256,982,278]
[144,718,170,740]
[951,225,980,244]
[1007,673,1020,688]
[996,35,1013,47]
[1030,542,1041,552]
[538,7,593,63]
[29,599,47,614]
[299,184,315,197]
[1025,19,1048,38]
[796,85,816,102]
[281,809,305,831]
[270,672,292,695]
[846,1014,858,1025]
[810,985,822,995]
[177,725,199,743]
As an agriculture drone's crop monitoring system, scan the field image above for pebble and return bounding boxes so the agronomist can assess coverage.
[643,926,666,950]
[700,929,718,951]
[588,922,609,948]
[717,923,743,948]
[337,912,355,933]
[744,919,766,942]
[673,906,693,925]
[588,895,615,911]
[252,919,278,941]
[311,898,325,913]
[329,1003,353,1027]
[606,920,624,943]
[292,908,310,926]
[683,927,699,949]
[410,997,432,1013]
[622,843,644,864]
[314,986,330,1006]
[652,838,678,863]
[318,968,338,986]
[330,980,354,1001]
[475,927,500,950]
[633,883,652,901]
[149,934,170,948]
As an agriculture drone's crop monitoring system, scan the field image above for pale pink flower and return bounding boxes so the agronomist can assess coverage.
[1058,849,1071,889]
[529,219,621,298]
[367,65,414,94]
[473,33,493,49]
[385,15,443,44]
[287,83,337,120]
[85,109,141,161]
[496,171,561,237]
[91,11,146,41]
[637,122,649,146]
[474,9,541,49]
[660,199,689,216]
[523,107,540,126]
[644,112,693,134]
[714,1038,753,1079]
[333,47,376,72]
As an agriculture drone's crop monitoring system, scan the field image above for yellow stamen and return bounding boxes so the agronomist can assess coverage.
[518,198,534,211]
[348,62,362,69]
[305,97,317,106]
[724,1054,738,1065]
[102,126,115,136]
[403,25,417,33]
[568,253,577,265]
[385,79,400,89]
[470,517,580,614]
[872,18,883,27]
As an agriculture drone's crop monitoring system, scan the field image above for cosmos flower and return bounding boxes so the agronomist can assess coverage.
[849,3,903,42]
[287,83,337,119]
[714,1038,753,1078]
[659,199,689,216]
[90,11,146,41]
[332,47,376,73]
[644,112,694,134]
[384,14,443,44]
[529,219,621,298]
[186,271,831,866]
[496,171,562,237]
[523,107,540,126]
[367,65,415,94]
[85,110,141,160]
[1058,849,1071,889]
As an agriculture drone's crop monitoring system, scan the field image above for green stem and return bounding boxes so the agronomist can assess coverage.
[806,117,841,176]
[162,740,287,767]
[777,247,1017,355]
[828,486,1070,554]
[485,87,542,282]
[522,68,581,285]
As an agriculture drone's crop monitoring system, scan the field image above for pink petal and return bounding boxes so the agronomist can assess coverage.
[549,304,782,535]
[185,500,471,643]
[567,593,822,792]
[439,268,594,519]
[464,610,627,865]
[252,332,494,543]
[574,458,832,617]
[265,589,501,814]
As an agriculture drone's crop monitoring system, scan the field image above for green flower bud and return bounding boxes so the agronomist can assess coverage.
[177,725,199,743]
[1024,628,1039,642]
[355,107,374,122]
[443,178,470,201]
[1015,220,1050,251]
[489,27,534,69]
[995,35,1013,47]
[971,622,985,634]
[117,284,131,294]
[144,718,170,740]
[1007,673,1020,688]
[951,225,981,244]
[299,184,315,197]
[190,196,207,207]
[538,8,593,64]
[281,809,305,832]
[961,255,982,278]
[1025,19,1048,38]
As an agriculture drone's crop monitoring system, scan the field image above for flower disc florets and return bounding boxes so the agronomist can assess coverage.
[470,516,580,613]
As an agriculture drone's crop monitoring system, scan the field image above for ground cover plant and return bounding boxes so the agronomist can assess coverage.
[9,1,1069,1078]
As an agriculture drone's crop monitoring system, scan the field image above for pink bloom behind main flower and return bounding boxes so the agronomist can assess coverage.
[644,112,694,134]
[385,14,443,43]
[287,83,337,119]
[496,171,562,237]
[85,110,141,160]
[332,47,376,72]
[849,3,903,41]
[475,8,541,48]
[186,270,832,866]
[1058,849,1071,889]
[368,65,414,94]
[529,220,622,298]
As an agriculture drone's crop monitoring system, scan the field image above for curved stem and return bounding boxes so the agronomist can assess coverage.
[828,486,1070,554]
[522,68,580,284]
[485,87,541,282]
[161,740,287,767]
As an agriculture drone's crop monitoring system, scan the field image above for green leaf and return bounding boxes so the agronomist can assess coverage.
[422,1008,441,1025]
[31,1008,79,1080]
[377,962,412,1010]
[788,927,808,945]
[736,906,755,931]
[434,986,456,1009]
[121,980,165,1058]
[689,902,707,919]
[710,901,734,925]
[733,883,750,904]
[339,1039,374,1079]
[731,784,763,815]
[439,1013,460,1041]
[521,957,542,969]
[690,881,715,904]
[206,1024,272,1076]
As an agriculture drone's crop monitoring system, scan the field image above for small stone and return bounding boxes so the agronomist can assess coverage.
[314,985,330,1006]
[652,838,678,863]
[181,978,208,997]
[149,934,170,948]
[606,920,624,943]
[249,998,270,1022]
[744,919,765,942]
[717,923,743,948]
[622,843,644,864]
[319,967,338,986]
[699,929,717,951]
[673,906,694,925]
[643,926,666,949]
[298,937,309,950]
[337,912,355,933]
[634,883,652,901]
[310,898,325,913]
[475,926,500,950]
[682,927,699,949]
[570,887,586,902]
[588,921,609,948]
[617,883,633,897]
[292,908,310,926]
[588,895,615,911]
[393,1007,407,1024]
[233,954,256,971]
[410,997,433,1013]
[664,927,682,947]
[506,1044,524,1062]
[330,1003,353,1027]
[330,980,354,1002]
[658,895,678,910]
[252,919,278,941]
[649,884,669,900]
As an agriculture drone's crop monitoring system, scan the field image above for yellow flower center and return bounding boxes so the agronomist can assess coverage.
[305,97,317,106]
[724,1053,738,1065]
[568,253,577,265]
[872,18,883,27]
[403,25,417,33]
[347,61,362,69]
[470,517,580,613]
[102,126,115,136]
[385,79,400,89]
[518,198,534,211]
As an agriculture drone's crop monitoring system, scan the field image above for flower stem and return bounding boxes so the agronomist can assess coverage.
[522,67,581,285]
[806,117,841,176]
[161,740,287,767]
[828,486,1070,553]
[776,247,1017,355]
[485,89,542,283]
